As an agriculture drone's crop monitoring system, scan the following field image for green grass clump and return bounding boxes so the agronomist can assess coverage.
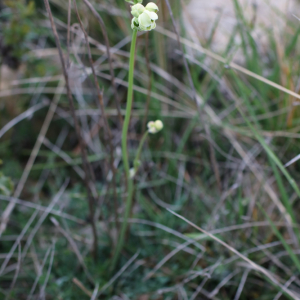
[1,0,300,299]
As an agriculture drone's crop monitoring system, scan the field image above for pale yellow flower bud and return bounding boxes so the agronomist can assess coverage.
[138,10,152,28]
[150,22,156,30]
[145,10,158,21]
[131,3,145,18]
[145,2,159,13]
[147,120,164,134]
[137,10,158,31]
[131,17,140,30]
[129,168,136,178]
[154,120,163,131]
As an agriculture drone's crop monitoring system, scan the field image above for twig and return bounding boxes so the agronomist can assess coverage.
[39,241,56,299]
[67,0,72,67]
[189,263,219,300]
[233,269,250,300]
[50,217,95,284]
[0,181,69,281]
[0,100,49,139]
[90,284,99,300]
[114,218,205,251]
[144,238,204,281]
[0,195,86,225]
[96,71,193,114]
[43,137,85,179]
[209,269,241,298]
[5,244,21,300]
[73,0,120,246]
[20,179,69,260]
[167,209,300,300]
[273,276,296,300]
[43,0,98,260]
[0,210,39,276]
[72,278,93,297]
[0,80,65,237]
[26,247,52,300]
[81,0,123,128]
[97,250,140,298]
[156,25,300,102]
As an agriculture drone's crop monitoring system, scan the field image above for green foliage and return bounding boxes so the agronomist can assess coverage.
[1,0,38,59]
[2,0,300,299]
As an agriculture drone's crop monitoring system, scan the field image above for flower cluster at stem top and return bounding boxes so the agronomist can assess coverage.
[131,2,159,31]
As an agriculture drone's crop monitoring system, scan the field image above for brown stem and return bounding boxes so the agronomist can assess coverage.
[73,0,120,235]
[43,0,98,260]
[67,0,72,68]
[81,0,123,129]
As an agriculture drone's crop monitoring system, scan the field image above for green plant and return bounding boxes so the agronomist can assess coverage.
[1,1,37,59]
[112,0,161,270]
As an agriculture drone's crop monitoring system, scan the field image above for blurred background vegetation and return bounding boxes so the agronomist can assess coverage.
[1,0,300,299]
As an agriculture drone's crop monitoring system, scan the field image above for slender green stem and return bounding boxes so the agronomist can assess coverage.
[111,29,138,270]
[134,131,149,172]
